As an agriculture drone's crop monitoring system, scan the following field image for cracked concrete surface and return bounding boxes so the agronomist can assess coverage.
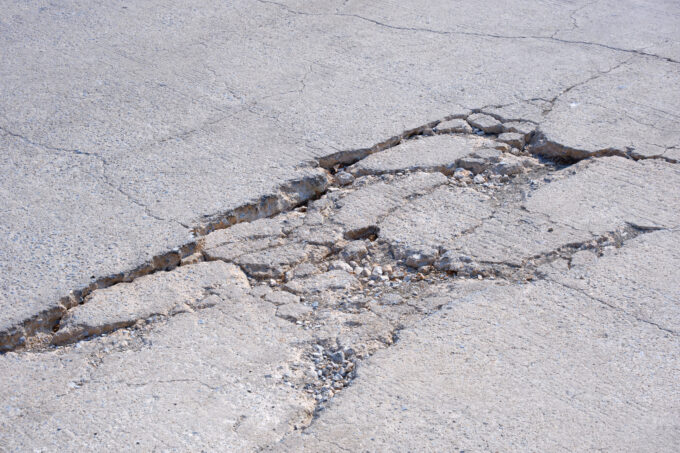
[1,0,680,451]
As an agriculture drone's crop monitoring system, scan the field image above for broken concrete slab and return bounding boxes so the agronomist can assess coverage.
[381,156,680,273]
[502,121,537,141]
[327,172,447,239]
[496,131,525,148]
[378,186,493,265]
[347,134,496,176]
[456,147,503,173]
[433,118,472,134]
[0,295,316,451]
[276,302,314,323]
[525,157,680,233]
[534,58,680,161]
[53,261,249,345]
[467,113,503,134]
[235,244,328,280]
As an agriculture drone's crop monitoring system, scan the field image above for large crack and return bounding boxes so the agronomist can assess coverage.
[3,105,678,450]
[2,106,675,353]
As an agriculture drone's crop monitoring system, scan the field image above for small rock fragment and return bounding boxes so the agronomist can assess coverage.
[453,168,472,180]
[458,148,502,174]
[340,241,368,262]
[180,252,203,266]
[473,174,486,184]
[435,252,481,276]
[497,132,525,148]
[435,118,472,134]
[329,350,345,364]
[502,121,536,141]
[329,260,353,273]
[490,154,536,176]
[404,249,438,268]
[276,303,313,322]
[335,171,355,186]
[467,113,503,134]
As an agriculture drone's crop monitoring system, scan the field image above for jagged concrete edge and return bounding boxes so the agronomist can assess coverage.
[1,109,675,352]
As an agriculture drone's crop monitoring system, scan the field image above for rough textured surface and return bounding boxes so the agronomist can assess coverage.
[347,134,495,176]
[279,279,680,452]
[54,261,249,344]
[3,0,680,337]
[0,293,316,451]
[379,156,680,272]
[2,0,680,450]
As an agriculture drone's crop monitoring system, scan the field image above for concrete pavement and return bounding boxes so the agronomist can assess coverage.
[1,0,679,450]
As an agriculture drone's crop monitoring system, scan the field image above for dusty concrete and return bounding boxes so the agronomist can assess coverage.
[279,276,679,452]
[1,0,680,450]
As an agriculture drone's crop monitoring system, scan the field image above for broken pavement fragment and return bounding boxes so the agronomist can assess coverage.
[502,121,537,141]
[236,244,330,279]
[525,157,680,233]
[496,131,525,148]
[377,156,680,274]
[53,261,250,345]
[466,113,503,134]
[346,134,498,176]
[434,118,473,134]
[326,171,447,239]
[0,290,316,451]
[202,214,301,262]
[378,186,493,267]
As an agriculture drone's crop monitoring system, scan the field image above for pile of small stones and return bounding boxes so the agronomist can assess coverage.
[304,344,357,405]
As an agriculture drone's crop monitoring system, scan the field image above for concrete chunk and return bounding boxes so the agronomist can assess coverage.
[467,113,503,134]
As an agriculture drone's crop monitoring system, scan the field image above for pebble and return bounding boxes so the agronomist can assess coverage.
[341,241,368,262]
[335,171,355,186]
[473,174,486,184]
[453,168,472,180]
[329,260,353,272]
[329,350,345,364]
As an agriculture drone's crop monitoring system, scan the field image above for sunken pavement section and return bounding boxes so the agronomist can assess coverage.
[1,112,679,451]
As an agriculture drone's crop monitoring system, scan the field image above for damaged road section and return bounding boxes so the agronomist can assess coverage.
[1,110,679,450]
[2,107,677,353]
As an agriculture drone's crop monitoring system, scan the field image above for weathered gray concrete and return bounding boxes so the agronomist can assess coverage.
[3,0,680,344]
[1,0,680,450]
[279,271,680,451]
